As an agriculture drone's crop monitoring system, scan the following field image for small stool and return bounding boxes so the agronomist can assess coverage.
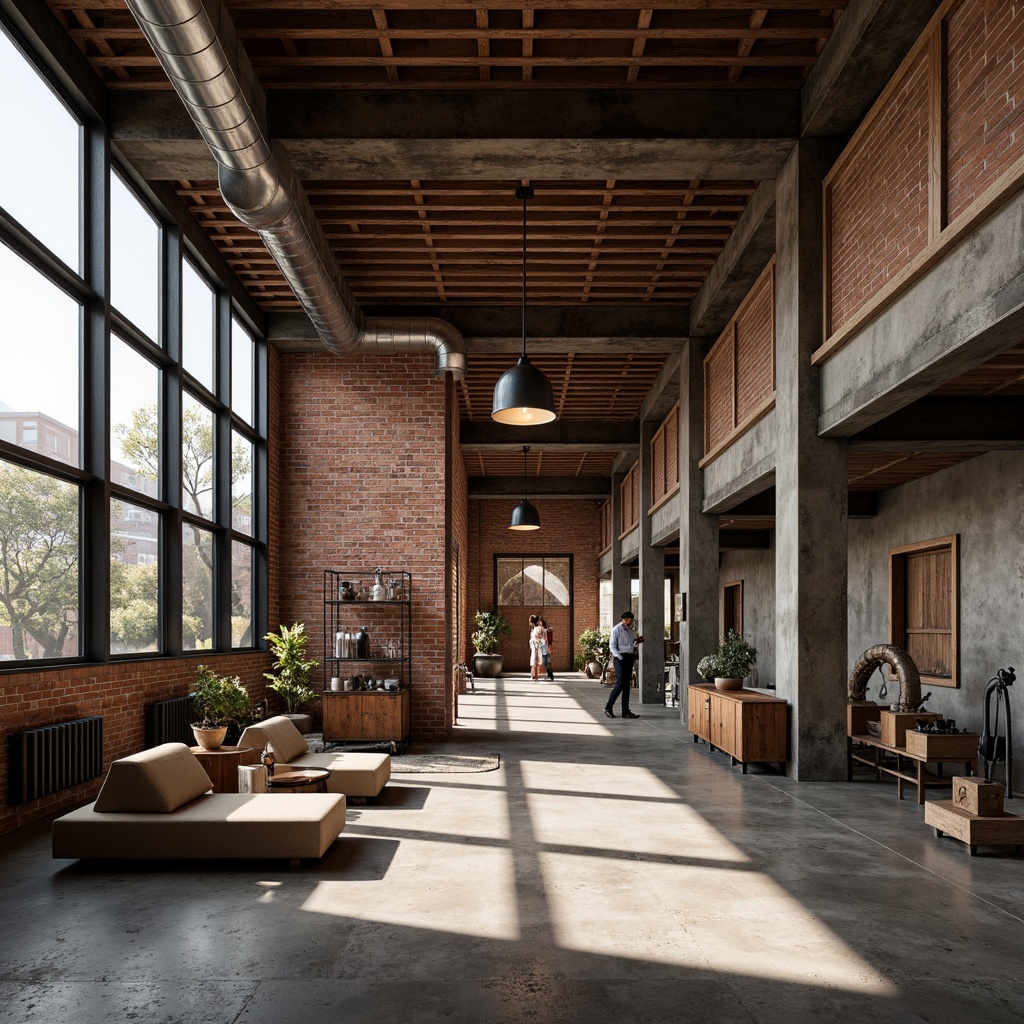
[267,768,330,794]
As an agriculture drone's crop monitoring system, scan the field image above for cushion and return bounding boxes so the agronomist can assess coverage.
[93,742,213,813]
[237,716,309,764]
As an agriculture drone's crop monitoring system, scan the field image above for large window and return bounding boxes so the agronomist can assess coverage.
[0,26,266,667]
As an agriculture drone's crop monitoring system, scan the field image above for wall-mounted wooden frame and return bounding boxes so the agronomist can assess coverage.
[722,580,743,637]
[888,534,959,688]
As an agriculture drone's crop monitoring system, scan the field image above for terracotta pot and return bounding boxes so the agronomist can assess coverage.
[191,725,228,750]
[714,677,744,691]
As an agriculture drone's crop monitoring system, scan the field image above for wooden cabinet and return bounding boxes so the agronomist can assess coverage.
[323,691,410,746]
[688,684,787,772]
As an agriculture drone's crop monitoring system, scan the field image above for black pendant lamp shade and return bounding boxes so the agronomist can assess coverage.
[491,187,557,426]
[509,445,541,531]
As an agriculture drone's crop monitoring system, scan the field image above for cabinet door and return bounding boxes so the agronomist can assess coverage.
[738,703,787,763]
[688,687,711,739]
[710,696,737,755]
[324,694,363,740]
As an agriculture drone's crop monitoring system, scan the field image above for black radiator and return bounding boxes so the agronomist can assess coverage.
[144,693,195,748]
[9,716,104,804]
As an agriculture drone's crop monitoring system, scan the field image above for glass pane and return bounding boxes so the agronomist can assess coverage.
[231,315,254,426]
[543,557,570,607]
[522,561,545,606]
[231,540,254,648]
[0,243,80,467]
[110,336,160,498]
[109,497,159,655]
[182,259,214,392]
[183,523,214,650]
[110,170,160,342]
[182,392,215,519]
[0,31,80,269]
[497,557,523,606]
[231,431,253,537]
[0,460,79,660]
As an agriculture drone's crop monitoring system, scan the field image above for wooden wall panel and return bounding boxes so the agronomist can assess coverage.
[705,336,736,454]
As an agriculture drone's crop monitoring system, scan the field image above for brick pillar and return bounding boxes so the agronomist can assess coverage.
[775,140,848,779]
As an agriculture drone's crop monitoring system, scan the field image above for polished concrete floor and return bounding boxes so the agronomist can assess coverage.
[2,673,1024,1024]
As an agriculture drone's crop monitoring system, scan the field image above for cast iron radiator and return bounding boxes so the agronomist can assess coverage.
[9,716,104,804]
[144,693,195,748]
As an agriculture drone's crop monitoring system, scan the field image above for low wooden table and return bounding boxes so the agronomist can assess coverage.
[926,800,1024,856]
[189,745,257,794]
[848,733,978,804]
[267,768,330,793]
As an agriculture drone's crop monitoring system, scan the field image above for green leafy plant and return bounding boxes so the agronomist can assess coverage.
[573,652,586,672]
[711,630,758,679]
[696,654,719,679]
[577,628,611,667]
[263,622,320,713]
[191,665,252,728]
[472,610,512,654]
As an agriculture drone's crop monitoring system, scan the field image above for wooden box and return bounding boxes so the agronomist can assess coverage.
[925,800,1024,855]
[847,703,883,738]
[951,775,1003,816]
[903,730,978,760]
[880,710,942,748]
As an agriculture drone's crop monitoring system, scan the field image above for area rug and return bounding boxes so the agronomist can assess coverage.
[390,753,500,774]
[304,734,500,773]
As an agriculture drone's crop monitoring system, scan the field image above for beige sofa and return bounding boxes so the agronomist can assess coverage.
[52,743,346,863]
[238,716,391,800]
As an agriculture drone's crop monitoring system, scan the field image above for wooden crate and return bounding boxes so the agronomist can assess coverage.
[951,776,1003,817]
[847,703,883,738]
[880,710,942,748]
[904,730,978,760]
[925,800,1024,856]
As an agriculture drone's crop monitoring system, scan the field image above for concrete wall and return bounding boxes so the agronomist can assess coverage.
[848,451,1024,793]
[719,541,777,690]
[651,493,680,546]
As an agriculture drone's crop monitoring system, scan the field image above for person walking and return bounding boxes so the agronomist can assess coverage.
[528,614,546,681]
[605,611,644,718]
[540,617,555,681]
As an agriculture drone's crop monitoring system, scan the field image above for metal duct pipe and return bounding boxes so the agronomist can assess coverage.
[124,0,466,380]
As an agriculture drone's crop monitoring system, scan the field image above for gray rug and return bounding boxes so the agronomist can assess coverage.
[304,734,500,773]
[390,753,500,774]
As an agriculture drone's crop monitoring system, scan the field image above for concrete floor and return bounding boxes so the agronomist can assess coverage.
[2,673,1023,1024]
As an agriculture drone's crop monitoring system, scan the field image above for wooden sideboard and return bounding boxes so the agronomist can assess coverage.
[687,684,788,772]
[323,690,410,747]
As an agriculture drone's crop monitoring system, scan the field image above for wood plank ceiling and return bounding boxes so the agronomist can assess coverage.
[59,1,984,510]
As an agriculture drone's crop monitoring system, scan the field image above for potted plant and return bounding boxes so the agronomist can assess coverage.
[696,654,719,683]
[263,623,320,728]
[578,627,611,679]
[705,630,757,691]
[472,610,512,678]
[190,665,252,749]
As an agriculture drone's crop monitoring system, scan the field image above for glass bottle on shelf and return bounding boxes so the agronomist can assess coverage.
[355,626,370,659]
[372,568,386,602]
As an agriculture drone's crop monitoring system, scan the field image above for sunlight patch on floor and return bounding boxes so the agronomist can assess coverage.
[300,840,520,940]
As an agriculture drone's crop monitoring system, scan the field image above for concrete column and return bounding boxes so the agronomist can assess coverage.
[679,338,720,718]
[774,140,848,780]
[609,472,630,622]
[638,420,666,703]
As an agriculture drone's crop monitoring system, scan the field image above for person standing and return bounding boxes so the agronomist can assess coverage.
[540,617,555,681]
[528,614,546,681]
[605,611,644,719]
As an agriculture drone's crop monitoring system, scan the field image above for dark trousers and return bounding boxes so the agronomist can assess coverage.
[606,654,635,713]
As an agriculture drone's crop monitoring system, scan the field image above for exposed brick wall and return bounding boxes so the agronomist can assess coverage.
[946,0,1024,222]
[277,352,451,742]
[467,499,601,672]
[0,652,272,835]
[827,47,931,335]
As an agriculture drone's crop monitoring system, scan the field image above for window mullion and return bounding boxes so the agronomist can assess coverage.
[216,290,233,650]
[163,222,183,657]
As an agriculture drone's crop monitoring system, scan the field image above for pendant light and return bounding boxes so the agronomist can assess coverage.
[509,445,541,530]
[491,186,556,425]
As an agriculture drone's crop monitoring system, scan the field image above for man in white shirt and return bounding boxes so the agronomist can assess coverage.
[605,611,644,719]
